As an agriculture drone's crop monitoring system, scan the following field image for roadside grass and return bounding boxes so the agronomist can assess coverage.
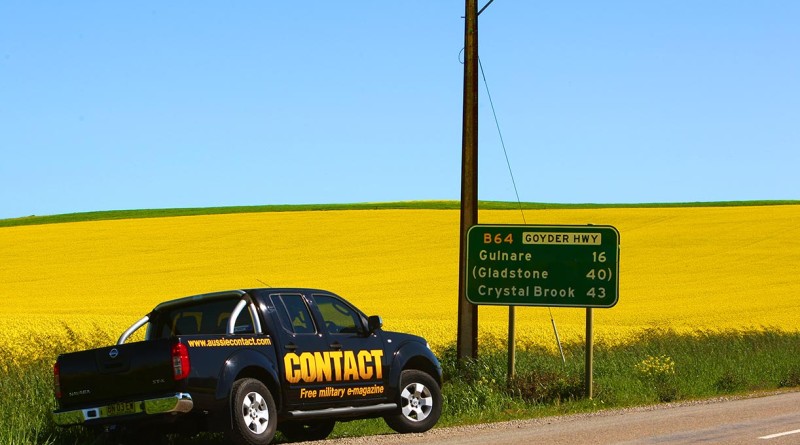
[4,328,799,444]
[436,329,800,423]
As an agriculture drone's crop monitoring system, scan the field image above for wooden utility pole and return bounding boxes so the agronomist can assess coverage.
[457,0,479,361]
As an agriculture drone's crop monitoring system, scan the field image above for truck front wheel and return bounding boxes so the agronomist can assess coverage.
[228,378,277,445]
[384,369,442,434]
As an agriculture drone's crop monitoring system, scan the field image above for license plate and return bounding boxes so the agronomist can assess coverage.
[106,401,138,417]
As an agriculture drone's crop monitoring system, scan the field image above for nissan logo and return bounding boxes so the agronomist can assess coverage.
[109,348,119,359]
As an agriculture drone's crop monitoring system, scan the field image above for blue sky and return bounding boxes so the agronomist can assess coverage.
[2,2,798,219]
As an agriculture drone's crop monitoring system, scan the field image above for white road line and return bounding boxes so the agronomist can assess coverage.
[759,429,800,440]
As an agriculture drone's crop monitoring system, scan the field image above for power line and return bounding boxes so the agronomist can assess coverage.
[478,56,567,367]
[478,0,495,16]
[477,57,526,224]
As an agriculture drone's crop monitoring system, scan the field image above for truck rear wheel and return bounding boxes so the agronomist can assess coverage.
[384,369,442,434]
[228,378,277,445]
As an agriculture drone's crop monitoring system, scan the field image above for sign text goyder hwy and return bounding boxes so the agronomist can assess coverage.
[466,225,620,308]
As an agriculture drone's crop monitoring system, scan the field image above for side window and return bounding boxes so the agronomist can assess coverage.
[271,294,316,335]
[314,294,363,335]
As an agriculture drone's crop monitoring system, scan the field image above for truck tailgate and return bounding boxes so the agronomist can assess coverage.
[56,338,177,409]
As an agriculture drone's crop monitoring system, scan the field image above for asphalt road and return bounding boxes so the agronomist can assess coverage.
[312,391,800,445]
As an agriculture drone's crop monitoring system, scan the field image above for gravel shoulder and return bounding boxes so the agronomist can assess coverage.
[293,389,798,445]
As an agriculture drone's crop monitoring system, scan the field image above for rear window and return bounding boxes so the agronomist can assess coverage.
[150,298,256,338]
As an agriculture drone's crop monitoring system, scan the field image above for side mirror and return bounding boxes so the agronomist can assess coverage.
[367,315,383,333]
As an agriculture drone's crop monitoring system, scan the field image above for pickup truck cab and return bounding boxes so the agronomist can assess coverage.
[53,288,442,444]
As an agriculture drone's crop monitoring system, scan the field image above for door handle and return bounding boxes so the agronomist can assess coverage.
[329,342,342,350]
[284,343,297,352]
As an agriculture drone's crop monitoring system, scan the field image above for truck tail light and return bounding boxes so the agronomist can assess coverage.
[54,362,62,399]
[171,342,191,381]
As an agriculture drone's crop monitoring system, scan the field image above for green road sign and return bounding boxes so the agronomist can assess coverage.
[466,224,620,308]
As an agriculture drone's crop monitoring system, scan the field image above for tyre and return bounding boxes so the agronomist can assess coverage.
[279,419,336,442]
[227,378,278,445]
[384,369,442,434]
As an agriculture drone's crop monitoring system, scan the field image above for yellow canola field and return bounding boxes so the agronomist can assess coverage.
[1,205,799,361]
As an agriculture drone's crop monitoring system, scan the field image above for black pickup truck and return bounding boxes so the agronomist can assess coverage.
[53,288,442,444]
